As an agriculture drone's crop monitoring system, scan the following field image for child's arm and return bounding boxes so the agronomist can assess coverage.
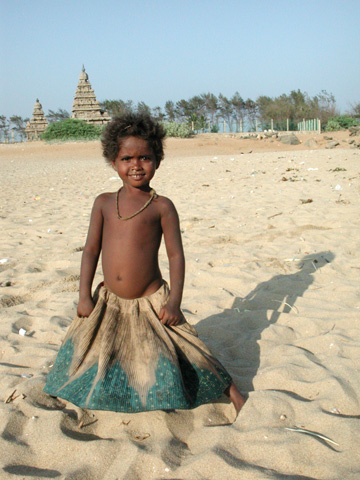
[159,199,185,326]
[77,196,104,317]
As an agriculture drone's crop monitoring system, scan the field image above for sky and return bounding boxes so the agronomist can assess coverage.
[1,0,359,119]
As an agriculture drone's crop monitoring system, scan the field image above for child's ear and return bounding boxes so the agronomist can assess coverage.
[111,161,116,170]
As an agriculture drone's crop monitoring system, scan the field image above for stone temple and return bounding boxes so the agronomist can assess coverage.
[72,66,110,124]
[25,99,48,141]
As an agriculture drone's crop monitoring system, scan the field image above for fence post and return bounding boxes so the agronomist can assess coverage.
[271,119,273,131]
[287,118,289,131]
[318,119,321,134]
[255,120,258,132]
[240,119,242,133]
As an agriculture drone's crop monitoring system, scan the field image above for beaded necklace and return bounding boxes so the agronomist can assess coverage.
[116,187,157,220]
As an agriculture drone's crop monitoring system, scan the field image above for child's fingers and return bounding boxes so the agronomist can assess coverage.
[163,317,182,327]
[159,309,174,325]
[159,308,168,324]
[161,315,169,325]
[159,307,183,326]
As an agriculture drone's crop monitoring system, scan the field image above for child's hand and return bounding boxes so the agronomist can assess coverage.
[77,298,95,318]
[159,302,183,326]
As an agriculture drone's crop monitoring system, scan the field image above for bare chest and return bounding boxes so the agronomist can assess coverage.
[102,203,162,246]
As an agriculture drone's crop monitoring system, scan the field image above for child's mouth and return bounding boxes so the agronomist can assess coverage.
[129,173,144,179]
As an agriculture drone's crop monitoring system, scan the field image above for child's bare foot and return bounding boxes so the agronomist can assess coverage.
[225,382,246,415]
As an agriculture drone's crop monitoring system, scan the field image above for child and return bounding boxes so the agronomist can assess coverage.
[44,113,245,415]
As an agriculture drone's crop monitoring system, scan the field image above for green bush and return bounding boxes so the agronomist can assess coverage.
[163,122,194,138]
[41,119,103,141]
[325,115,360,131]
[325,120,342,132]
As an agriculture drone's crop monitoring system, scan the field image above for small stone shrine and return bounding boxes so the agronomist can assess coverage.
[72,66,110,124]
[25,99,48,140]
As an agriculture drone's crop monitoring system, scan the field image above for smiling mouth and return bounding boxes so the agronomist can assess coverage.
[129,173,145,178]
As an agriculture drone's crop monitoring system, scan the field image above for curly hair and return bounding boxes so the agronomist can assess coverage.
[101,112,166,166]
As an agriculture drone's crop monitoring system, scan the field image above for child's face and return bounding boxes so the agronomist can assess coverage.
[112,136,157,189]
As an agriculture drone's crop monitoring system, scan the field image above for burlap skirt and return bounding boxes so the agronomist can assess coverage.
[44,282,232,412]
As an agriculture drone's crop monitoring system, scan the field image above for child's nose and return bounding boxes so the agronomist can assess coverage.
[131,158,141,168]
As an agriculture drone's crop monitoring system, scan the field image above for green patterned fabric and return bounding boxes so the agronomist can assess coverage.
[44,282,232,412]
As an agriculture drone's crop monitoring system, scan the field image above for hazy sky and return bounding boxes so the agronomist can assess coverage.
[1,0,359,119]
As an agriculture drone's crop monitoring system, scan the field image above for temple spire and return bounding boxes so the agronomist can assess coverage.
[71,67,110,125]
[25,99,48,141]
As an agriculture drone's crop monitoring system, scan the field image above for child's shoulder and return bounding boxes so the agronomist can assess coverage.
[155,194,178,216]
[155,193,175,207]
[95,191,115,201]
[92,191,115,210]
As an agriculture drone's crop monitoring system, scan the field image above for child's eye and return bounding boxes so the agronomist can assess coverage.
[140,156,151,161]
[121,157,131,162]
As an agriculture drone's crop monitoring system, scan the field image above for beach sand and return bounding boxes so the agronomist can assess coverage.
[1,132,359,479]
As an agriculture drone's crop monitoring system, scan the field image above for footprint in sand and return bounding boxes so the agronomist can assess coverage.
[26,264,44,273]
[160,410,194,468]
[49,315,72,329]
[2,410,29,447]
[1,295,25,308]
[60,411,113,442]
[160,436,192,470]
[11,317,33,335]
[20,378,66,412]
[64,467,97,480]
[56,274,80,293]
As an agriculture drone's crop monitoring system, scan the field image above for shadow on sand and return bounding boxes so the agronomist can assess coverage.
[195,251,335,393]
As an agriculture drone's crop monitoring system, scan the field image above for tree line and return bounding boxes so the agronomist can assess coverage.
[99,90,359,132]
[0,115,29,141]
[1,90,359,141]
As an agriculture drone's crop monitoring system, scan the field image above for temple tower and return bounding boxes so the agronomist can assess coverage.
[25,99,48,141]
[72,66,110,124]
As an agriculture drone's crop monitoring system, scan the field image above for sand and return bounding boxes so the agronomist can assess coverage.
[0,132,360,479]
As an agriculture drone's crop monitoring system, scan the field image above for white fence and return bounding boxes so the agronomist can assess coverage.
[297,118,321,133]
[193,118,321,134]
